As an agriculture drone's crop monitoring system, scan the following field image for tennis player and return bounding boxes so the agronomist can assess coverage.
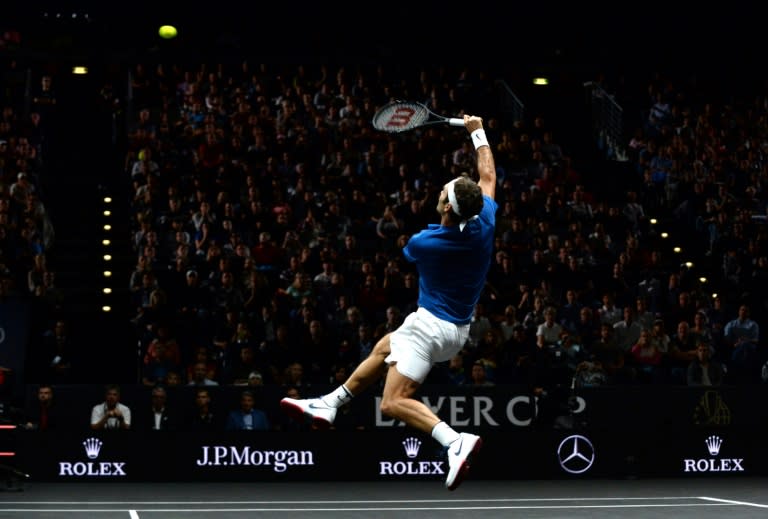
[281,114,497,491]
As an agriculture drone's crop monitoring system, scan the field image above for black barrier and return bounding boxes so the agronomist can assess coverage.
[16,384,768,433]
[7,383,768,482]
[12,426,765,482]
[0,302,30,402]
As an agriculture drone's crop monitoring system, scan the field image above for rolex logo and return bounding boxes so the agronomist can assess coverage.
[705,435,722,456]
[380,436,443,476]
[83,438,103,459]
[683,435,744,473]
[402,437,422,458]
[59,438,126,477]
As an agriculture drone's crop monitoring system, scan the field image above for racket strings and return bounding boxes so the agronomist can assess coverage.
[373,101,430,132]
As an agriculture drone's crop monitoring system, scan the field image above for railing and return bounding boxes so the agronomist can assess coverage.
[583,81,628,161]
[494,79,525,126]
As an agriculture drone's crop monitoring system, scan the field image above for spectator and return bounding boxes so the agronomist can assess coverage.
[465,302,492,350]
[297,319,334,384]
[141,338,179,387]
[22,384,61,431]
[634,296,655,332]
[36,318,74,383]
[533,330,574,390]
[228,344,270,386]
[251,231,283,270]
[374,305,403,341]
[188,361,220,386]
[282,361,309,389]
[723,304,761,382]
[573,306,597,349]
[613,306,644,354]
[689,310,714,350]
[137,385,178,431]
[557,289,582,335]
[468,361,495,386]
[445,354,468,385]
[590,323,634,384]
[667,320,699,383]
[185,345,218,385]
[687,341,725,387]
[356,273,387,324]
[165,370,183,386]
[186,387,221,431]
[375,205,402,252]
[597,292,622,327]
[90,384,131,430]
[247,370,264,388]
[536,306,563,348]
[224,389,270,431]
[497,304,521,343]
[629,329,664,383]
[521,295,546,335]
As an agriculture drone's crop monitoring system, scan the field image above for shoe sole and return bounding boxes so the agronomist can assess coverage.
[447,437,483,491]
[280,399,333,430]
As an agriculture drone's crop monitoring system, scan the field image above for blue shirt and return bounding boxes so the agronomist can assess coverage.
[403,194,497,325]
[225,409,270,431]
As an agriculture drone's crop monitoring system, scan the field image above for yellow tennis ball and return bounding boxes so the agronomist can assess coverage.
[158,25,177,39]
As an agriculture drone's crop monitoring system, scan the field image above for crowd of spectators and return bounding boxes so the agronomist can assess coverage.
[6,58,768,428]
[0,60,68,387]
[119,61,768,400]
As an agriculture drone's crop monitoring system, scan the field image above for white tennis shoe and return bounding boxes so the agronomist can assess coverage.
[445,433,482,491]
[280,397,337,430]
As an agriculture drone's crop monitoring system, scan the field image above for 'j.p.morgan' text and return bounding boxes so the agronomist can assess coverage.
[196,446,314,472]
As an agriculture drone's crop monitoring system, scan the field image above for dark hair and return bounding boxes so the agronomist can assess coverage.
[449,175,483,220]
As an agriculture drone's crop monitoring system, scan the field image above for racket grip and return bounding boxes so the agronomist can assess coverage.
[448,118,464,127]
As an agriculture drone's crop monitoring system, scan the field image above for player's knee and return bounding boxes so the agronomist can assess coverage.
[379,395,400,418]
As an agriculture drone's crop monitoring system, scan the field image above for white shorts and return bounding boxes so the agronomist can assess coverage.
[385,307,470,383]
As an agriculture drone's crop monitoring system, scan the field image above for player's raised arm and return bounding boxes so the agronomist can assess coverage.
[465,115,496,200]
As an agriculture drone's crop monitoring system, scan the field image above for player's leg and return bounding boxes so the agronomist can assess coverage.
[381,312,482,491]
[379,360,439,433]
[343,333,391,395]
[279,333,392,429]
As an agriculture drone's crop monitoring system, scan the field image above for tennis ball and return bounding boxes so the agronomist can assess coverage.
[158,25,178,39]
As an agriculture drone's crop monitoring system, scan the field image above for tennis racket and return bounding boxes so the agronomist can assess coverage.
[372,100,464,133]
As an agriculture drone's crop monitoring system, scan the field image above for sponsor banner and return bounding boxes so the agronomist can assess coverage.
[9,383,768,482]
[11,427,767,482]
[16,431,333,482]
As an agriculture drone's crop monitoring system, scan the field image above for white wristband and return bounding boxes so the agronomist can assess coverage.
[471,129,489,150]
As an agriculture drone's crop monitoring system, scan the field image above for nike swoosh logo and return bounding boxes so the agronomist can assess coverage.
[452,440,463,455]
[308,403,326,410]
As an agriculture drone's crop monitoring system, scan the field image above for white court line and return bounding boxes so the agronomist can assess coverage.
[0,504,737,513]
[0,496,711,505]
[700,496,768,508]
[129,511,139,519]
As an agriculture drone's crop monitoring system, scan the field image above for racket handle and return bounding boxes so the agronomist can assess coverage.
[448,118,464,127]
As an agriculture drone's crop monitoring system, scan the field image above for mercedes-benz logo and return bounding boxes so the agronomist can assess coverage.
[557,434,595,474]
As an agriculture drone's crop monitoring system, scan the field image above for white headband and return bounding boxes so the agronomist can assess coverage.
[446,178,478,232]
[446,179,462,217]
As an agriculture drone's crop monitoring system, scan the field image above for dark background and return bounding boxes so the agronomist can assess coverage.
[3,1,768,385]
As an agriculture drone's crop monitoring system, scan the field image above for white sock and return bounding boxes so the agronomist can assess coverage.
[431,421,460,448]
[321,384,353,408]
